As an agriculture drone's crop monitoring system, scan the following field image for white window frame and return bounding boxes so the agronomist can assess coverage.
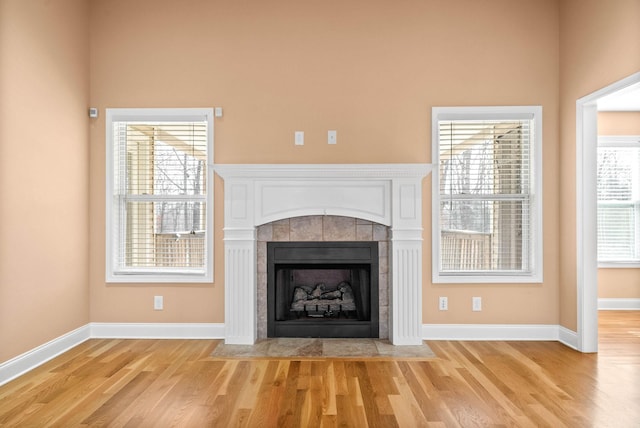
[106,108,214,283]
[597,135,640,268]
[432,106,543,283]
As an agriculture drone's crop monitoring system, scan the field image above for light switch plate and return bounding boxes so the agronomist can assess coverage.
[154,295,164,310]
[472,297,482,312]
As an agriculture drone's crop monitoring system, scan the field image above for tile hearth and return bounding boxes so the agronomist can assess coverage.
[211,338,435,359]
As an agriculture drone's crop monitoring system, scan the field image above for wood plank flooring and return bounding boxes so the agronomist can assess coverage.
[0,311,638,427]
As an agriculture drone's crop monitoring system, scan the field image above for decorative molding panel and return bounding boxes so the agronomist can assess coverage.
[257,180,390,225]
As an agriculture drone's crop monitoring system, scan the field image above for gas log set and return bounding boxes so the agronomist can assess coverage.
[290,281,356,318]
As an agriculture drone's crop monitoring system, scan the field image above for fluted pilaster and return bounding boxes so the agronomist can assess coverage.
[223,235,256,344]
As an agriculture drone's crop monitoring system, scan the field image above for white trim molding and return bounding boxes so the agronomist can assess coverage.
[576,72,640,353]
[598,298,640,310]
[0,325,91,387]
[90,322,225,339]
[0,323,224,386]
[423,323,579,350]
[2,321,590,386]
[558,326,579,350]
[423,324,560,341]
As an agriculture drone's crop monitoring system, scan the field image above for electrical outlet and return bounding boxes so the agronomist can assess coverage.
[154,295,164,310]
[472,296,482,312]
[295,131,304,145]
[328,130,337,144]
[439,296,448,311]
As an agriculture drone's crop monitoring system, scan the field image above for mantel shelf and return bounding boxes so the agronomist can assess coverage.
[213,163,432,179]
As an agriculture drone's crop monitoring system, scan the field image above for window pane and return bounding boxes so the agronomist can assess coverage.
[439,121,531,197]
[437,116,534,275]
[440,198,530,272]
[115,122,208,196]
[124,200,155,268]
[596,145,640,262]
[123,201,206,270]
[597,203,636,261]
[597,148,636,201]
[154,139,207,197]
[154,200,206,235]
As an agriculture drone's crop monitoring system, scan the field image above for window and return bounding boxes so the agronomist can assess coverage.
[432,106,543,283]
[106,108,214,282]
[597,136,640,266]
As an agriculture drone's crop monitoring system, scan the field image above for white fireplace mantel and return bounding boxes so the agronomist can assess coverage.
[214,163,432,345]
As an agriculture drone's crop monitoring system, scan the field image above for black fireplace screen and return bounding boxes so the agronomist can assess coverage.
[267,242,379,338]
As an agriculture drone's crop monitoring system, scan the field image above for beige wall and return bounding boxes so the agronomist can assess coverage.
[0,0,90,362]
[599,112,640,135]
[559,0,640,329]
[597,111,640,299]
[5,0,640,365]
[597,269,640,298]
[88,0,561,326]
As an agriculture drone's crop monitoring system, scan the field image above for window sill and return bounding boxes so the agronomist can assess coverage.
[106,272,212,284]
[433,272,543,284]
[598,262,640,269]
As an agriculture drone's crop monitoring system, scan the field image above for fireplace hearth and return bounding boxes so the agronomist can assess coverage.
[268,241,379,338]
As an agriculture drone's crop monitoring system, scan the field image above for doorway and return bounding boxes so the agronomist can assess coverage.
[576,71,640,352]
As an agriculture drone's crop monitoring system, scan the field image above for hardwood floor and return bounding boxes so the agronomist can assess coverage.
[1,311,638,427]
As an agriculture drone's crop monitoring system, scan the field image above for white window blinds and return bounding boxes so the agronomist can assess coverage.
[106,109,213,282]
[597,138,640,264]
[432,106,542,283]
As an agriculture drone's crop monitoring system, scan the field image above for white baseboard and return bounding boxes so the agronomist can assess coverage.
[1,321,586,387]
[422,323,583,351]
[422,323,560,341]
[598,298,640,310]
[90,322,225,339]
[0,323,224,387]
[0,325,91,387]
[558,326,579,350]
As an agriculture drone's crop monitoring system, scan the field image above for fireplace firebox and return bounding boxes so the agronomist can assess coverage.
[267,241,379,338]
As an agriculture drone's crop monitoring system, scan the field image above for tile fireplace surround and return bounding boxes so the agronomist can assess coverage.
[214,164,431,345]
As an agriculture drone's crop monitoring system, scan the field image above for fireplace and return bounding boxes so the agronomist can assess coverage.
[268,241,379,338]
[214,163,431,345]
